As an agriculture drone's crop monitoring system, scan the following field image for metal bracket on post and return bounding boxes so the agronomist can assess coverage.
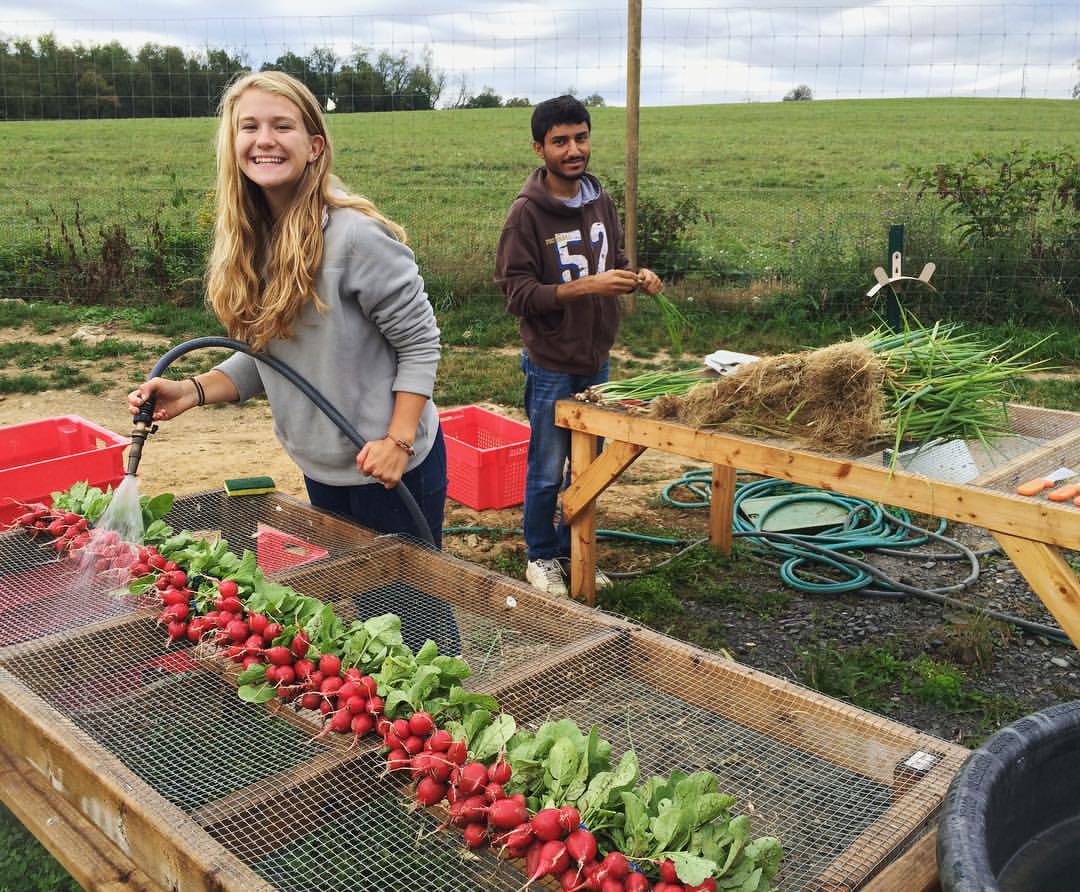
[866,224,936,330]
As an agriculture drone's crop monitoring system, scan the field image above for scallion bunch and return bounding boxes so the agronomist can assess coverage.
[862,315,1053,453]
[581,368,706,404]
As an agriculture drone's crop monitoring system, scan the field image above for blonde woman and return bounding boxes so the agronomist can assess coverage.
[129,71,446,546]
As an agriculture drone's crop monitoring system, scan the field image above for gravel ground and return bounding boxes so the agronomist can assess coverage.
[667,521,1080,746]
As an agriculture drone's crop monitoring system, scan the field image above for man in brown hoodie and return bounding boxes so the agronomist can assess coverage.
[495,94,662,596]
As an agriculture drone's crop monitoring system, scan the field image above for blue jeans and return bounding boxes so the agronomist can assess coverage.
[521,353,607,561]
[304,427,447,549]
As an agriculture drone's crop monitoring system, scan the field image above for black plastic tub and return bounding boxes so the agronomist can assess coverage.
[937,700,1080,891]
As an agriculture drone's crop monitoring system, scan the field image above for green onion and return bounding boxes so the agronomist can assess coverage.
[650,291,690,354]
[580,368,706,404]
[861,309,1054,452]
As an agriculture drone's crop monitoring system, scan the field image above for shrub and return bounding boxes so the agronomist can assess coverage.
[607,180,704,280]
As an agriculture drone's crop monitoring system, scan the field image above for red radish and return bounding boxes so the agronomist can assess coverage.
[227,620,249,643]
[162,588,189,607]
[318,699,334,715]
[351,713,373,737]
[536,841,571,881]
[291,630,310,659]
[532,808,565,842]
[386,748,411,772]
[336,682,361,702]
[300,691,321,710]
[366,695,385,715]
[425,756,453,784]
[408,710,434,736]
[162,602,189,623]
[686,880,716,892]
[483,781,506,803]
[651,885,680,892]
[489,757,512,785]
[462,821,488,849]
[275,665,296,686]
[599,879,626,892]
[344,667,362,683]
[265,665,281,684]
[487,797,528,830]
[243,634,265,656]
[217,595,243,614]
[580,861,602,891]
[266,646,293,666]
[392,718,411,739]
[557,869,580,892]
[148,553,167,569]
[597,852,630,882]
[523,840,545,884]
[306,670,325,691]
[456,761,489,796]
[166,620,187,643]
[326,708,353,734]
[345,695,366,714]
[163,560,179,572]
[358,674,378,697]
[403,735,424,755]
[427,729,452,753]
[169,570,187,587]
[218,578,238,598]
[241,655,262,670]
[415,776,448,806]
[446,739,467,765]
[658,861,679,884]
[376,716,393,738]
[263,622,284,641]
[318,653,342,676]
[248,613,269,636]
[565,828,598,868]
[320,676,343,696]
[293,658,314,680]
[624,873,649,892]
[457,795,488,824]
[559,805,581,834]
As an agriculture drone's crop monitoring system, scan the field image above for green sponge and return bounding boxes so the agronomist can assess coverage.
[224,476,277,496]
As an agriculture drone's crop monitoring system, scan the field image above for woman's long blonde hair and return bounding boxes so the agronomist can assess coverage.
[207,70,406,351]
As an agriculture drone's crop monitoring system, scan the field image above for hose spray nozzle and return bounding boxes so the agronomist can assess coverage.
[126,397,157,477]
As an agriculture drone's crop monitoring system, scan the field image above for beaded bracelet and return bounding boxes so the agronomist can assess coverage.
[386,435,415,456]
[190,377,206,407]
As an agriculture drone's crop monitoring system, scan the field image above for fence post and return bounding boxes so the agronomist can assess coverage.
[624,0,642,313]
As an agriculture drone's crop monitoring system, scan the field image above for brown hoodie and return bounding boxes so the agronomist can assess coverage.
[495,168,629,375]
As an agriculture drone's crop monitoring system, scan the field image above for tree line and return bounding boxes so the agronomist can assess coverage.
[0,33,448,119]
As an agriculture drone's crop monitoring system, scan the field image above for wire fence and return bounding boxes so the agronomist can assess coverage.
[1,5,1079,320]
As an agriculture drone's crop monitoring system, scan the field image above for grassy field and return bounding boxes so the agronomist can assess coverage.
[4,98,1080,300]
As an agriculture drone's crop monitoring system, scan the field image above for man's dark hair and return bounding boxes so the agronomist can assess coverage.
[531,95,591,144]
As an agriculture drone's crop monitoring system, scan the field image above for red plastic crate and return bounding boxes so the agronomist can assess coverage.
[255,524,329,573]
[0,415,127,527]
[439,406,531,510]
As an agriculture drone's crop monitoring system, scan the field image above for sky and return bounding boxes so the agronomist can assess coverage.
[2,1,1079,106]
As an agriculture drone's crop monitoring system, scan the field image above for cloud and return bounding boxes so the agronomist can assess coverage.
[1,1,1078,105]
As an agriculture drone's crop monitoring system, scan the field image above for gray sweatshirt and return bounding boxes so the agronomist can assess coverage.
[217,205,441,486]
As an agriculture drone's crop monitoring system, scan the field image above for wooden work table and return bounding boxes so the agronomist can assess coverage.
[555,400,1080,647]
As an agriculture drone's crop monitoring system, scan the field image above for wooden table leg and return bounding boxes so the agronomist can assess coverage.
[709,464,736,555]
[569,429,600,604]
[993,533,1080,648]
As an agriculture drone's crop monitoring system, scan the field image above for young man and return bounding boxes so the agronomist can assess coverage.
[495,95,662,596]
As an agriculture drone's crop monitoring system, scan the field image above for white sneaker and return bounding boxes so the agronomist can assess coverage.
[557,558,613,591]
[526,558,568,597]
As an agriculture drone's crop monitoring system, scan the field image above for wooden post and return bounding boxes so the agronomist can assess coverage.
[569,429,600,604]
[709,464,736,554]
[624,0,642,312]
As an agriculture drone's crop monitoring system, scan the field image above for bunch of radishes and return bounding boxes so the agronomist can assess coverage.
[10,502,139,578]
